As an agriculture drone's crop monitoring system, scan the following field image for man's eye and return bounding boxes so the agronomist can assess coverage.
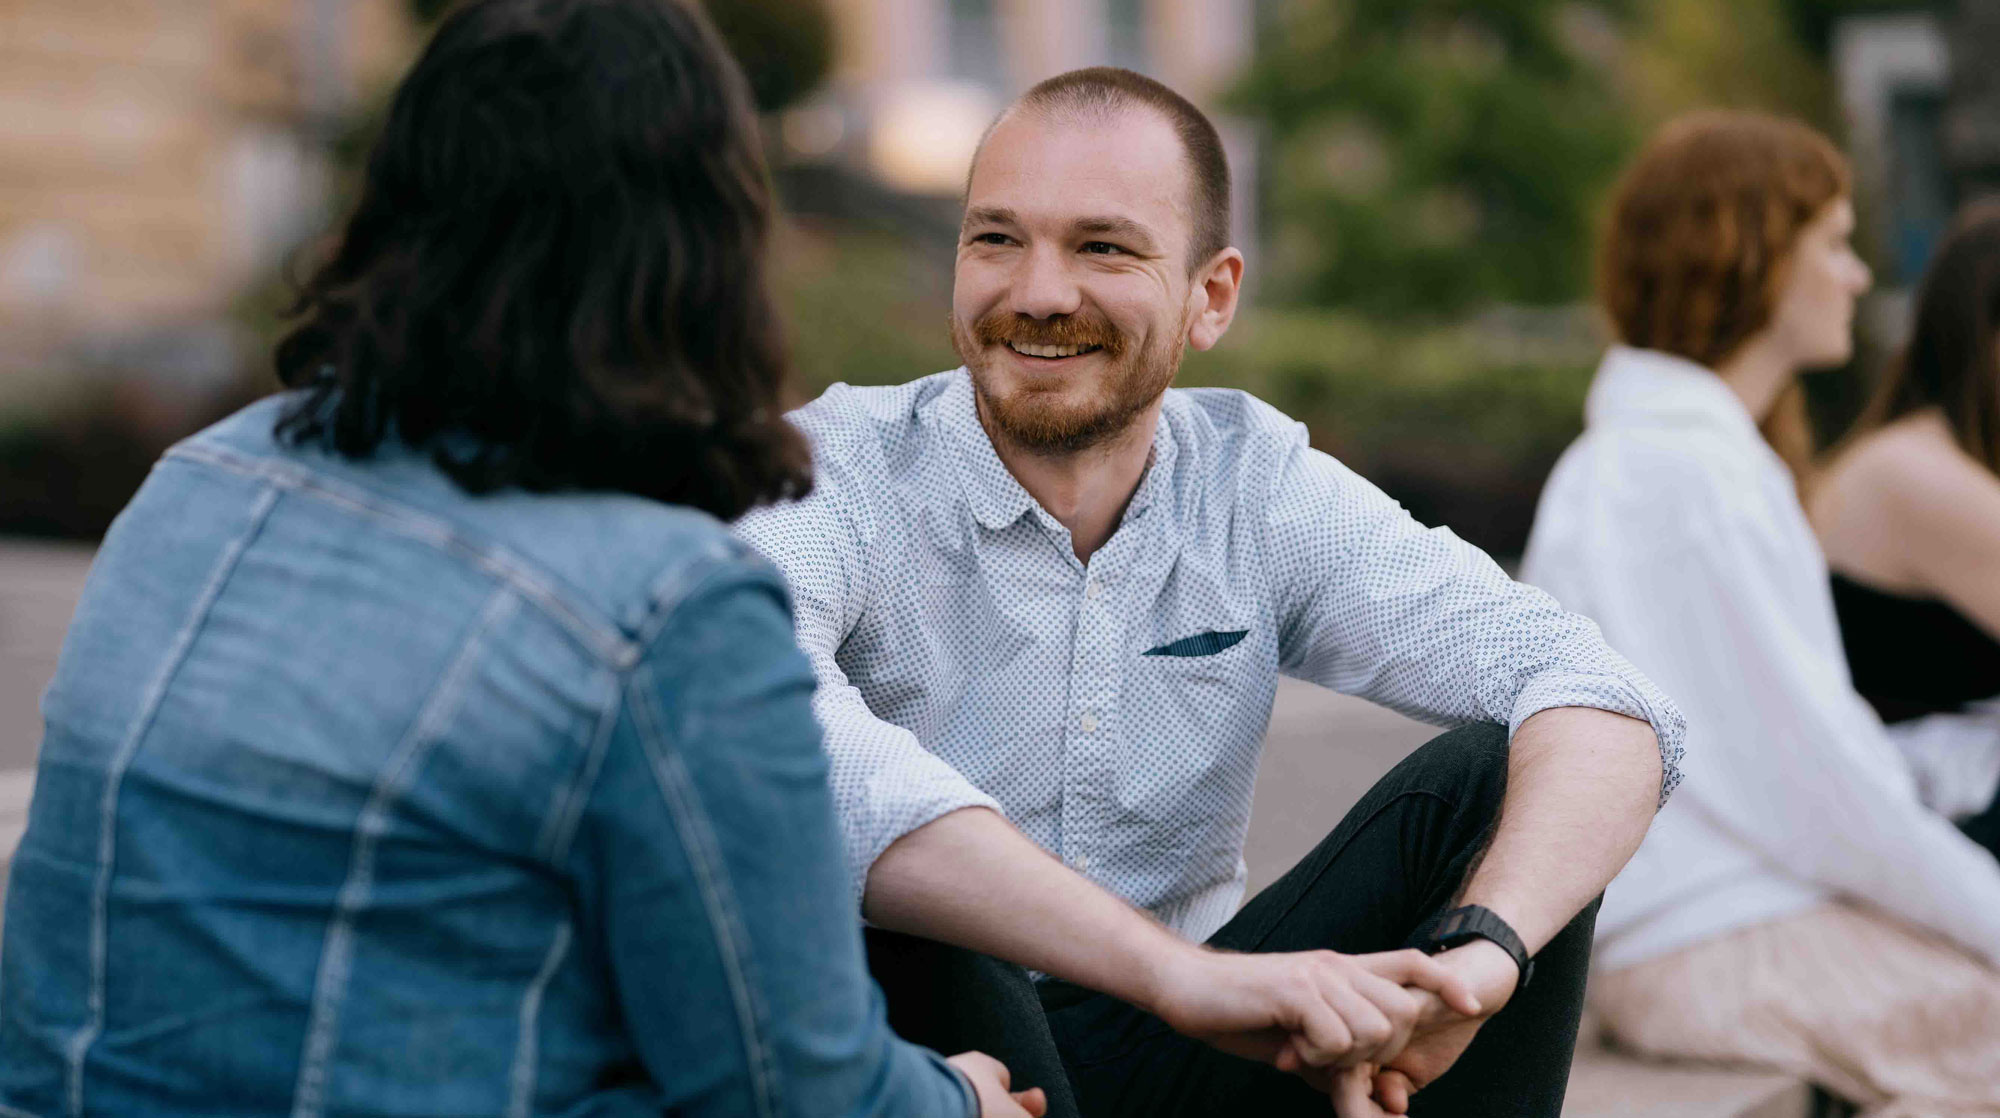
[1082,242,1125,255]
[972,233,1013,246]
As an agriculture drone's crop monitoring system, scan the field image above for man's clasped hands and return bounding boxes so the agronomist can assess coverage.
[957,937,1524,1118]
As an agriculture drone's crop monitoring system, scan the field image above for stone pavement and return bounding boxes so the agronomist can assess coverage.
[0,536,1804,1116]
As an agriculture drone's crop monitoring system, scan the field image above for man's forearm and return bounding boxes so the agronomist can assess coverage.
[863,806,1194,1010]
[1455,707,1662,953]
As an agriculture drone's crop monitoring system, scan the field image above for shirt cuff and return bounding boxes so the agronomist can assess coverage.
[1507,670,1688,807]
[842,766,1005,913]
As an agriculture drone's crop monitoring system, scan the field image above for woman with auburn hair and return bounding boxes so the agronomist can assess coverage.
[1812,205,2000,850]
[1522,111,2000,1112]
[0,2,1042,1116]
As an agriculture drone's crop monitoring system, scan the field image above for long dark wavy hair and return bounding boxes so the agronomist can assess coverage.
[1840,203,2000,474]
[274,0,812,520]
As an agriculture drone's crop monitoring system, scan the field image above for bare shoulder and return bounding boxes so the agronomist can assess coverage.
[1813,414,2000,584]
[1821,415,1973,512]
[1877,416,1998,514]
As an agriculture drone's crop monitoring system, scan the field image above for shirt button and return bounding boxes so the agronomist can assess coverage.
[1079,711,1098,734]
[1074,852,1092,874]
[1085,579,1102,600]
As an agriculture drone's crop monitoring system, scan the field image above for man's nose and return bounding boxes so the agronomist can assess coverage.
[1007,245,1083,319]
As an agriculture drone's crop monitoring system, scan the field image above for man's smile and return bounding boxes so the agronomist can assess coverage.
[1003,340,1105,361]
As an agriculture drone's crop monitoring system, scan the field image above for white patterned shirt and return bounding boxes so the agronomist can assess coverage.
[735,369,1686,942]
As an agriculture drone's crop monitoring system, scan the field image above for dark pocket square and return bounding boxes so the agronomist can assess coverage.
[1143,630,1249,657]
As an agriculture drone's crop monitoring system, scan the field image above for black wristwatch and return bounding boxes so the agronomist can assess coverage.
[1417,905,1534,996]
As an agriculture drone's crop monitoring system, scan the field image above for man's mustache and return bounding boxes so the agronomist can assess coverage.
[970,311,1126,355]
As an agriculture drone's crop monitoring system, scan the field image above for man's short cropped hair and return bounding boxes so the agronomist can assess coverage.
[1001,66,1232,272]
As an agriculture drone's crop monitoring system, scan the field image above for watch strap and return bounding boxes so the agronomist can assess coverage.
[1419,904,1534,996]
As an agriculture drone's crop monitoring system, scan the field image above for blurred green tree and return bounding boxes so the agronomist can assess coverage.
[700,0,833,113]
[404,0,832,114]
[1235,0,1637,318]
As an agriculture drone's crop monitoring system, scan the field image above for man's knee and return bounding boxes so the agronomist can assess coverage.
[1389,721,1510,824]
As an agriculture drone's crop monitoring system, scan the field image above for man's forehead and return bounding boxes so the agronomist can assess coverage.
[965,106,1189,235]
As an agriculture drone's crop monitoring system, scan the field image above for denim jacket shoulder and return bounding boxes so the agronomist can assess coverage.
[0,395,981,1118]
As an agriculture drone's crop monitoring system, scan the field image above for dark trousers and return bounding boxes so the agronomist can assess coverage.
[866,722,1598,1118]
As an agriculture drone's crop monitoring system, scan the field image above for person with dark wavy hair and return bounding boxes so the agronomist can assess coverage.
[0,2,1041,1116]
[1815,203,2000,754]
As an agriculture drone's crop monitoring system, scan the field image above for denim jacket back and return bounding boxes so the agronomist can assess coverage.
[0,395,968,1118]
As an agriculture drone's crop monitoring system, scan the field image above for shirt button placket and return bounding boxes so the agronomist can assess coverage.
[1071,559,1122,889]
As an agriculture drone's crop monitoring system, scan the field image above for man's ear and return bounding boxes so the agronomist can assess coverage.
[1187,248,1245,352]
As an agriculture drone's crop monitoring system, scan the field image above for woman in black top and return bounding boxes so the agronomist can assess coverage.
[1813,204,2000,847]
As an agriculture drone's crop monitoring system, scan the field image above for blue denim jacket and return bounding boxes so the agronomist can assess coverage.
[0,395,973,1118]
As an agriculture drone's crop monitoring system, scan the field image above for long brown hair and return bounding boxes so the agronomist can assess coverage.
[1596,111,1852,479]
[1840,204,2000,473]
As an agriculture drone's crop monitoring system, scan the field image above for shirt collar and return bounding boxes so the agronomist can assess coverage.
[938,368,1177,532]
[1584,345,1763,446]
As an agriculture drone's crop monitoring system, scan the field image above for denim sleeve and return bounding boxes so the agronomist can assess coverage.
[580,561,974,1118]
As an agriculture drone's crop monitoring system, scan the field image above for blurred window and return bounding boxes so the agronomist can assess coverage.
[947,0,1004,91]
[1106,0,1145,71]
[1888,87,1952,285]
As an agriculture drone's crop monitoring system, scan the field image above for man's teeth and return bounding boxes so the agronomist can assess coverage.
[1007,342,1098,358]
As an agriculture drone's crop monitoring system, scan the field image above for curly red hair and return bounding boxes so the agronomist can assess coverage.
[1597,111,1851,477]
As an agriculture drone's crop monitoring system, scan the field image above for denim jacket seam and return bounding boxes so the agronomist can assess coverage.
[165,442,640,670]
[533,670,624,865]
[288,588,521,1118]
[627,666,783,1118]
[504,920,574,1118]
[633,545,768,650]
[65,481,282,1118]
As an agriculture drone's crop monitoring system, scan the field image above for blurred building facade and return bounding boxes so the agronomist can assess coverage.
[1832,1,2000,348]
[0,0,412,411]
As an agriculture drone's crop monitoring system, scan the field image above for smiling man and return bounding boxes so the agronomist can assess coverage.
[735,68,1685,1118]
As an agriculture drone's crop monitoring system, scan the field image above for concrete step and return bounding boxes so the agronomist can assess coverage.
[1564,1042,1812,1118]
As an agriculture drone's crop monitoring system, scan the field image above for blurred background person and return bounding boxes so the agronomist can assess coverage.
[1812,203,2000,850]
[0,1,1042,1115]
[1522,111,2000,1115]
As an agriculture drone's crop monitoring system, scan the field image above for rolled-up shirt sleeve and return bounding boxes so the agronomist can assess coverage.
[1264,440,1686,804]
[736,455,1003,909]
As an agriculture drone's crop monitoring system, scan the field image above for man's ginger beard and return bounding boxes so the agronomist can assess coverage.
[951,307,1186,455]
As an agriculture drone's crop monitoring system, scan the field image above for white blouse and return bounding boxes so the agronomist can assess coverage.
[1523,346,2000,971]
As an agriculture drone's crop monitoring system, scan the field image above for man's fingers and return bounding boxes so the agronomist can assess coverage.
[1360,949,1482,1016]
[1287,987,1357,1067]
[1014,1087,1048,1117]
[1372,1069,1416,1114]
[1350,970,1421,1060]
[1320,976,1397,1064]
[1332,1064,1389,1118]
[1279,1041,1334,1093]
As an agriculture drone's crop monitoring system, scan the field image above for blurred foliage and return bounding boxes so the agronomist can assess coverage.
[775,224,958,397]
[1236,0,1639,318]
[1624,0,1832,128]
[1780,0,1940,56]
[701,0,834,113]
[1235,0,1887,320]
